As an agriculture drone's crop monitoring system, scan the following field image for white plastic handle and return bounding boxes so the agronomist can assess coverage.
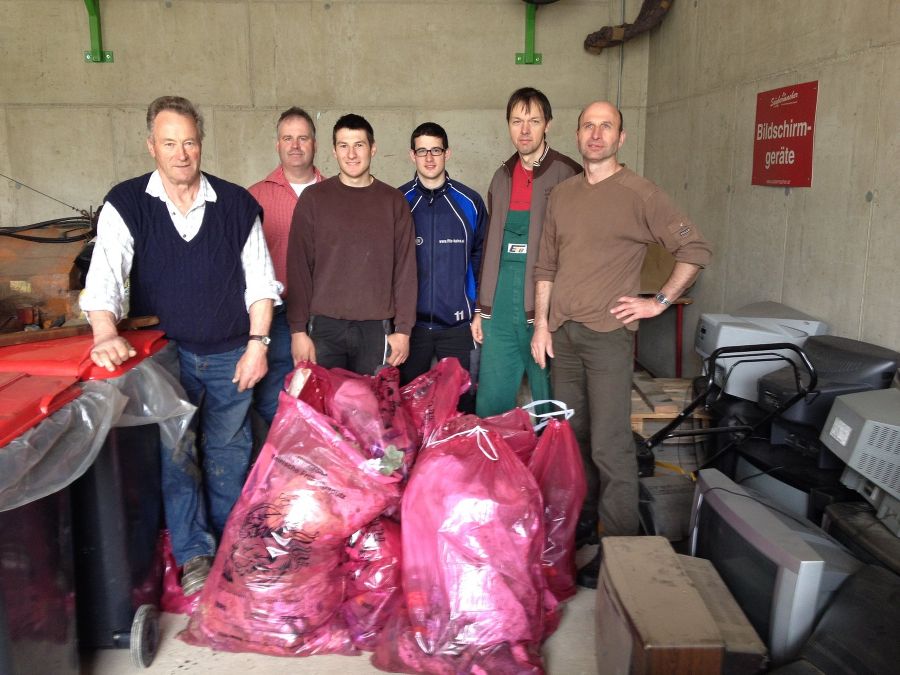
[521,399,574,431]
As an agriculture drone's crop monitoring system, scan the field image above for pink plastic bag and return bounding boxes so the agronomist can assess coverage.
[377,427,549,673]
[400,358,470,445]
[293,364,418,478]
[158,530,199,615]
[341,517,403,650]
[434,407,538,465]
[372,604,545,675]
[528,419,587,603]
[182,388,401,656]
[371,368,420,476]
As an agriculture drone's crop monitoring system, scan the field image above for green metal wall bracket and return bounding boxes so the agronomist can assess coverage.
[83,0,113,63]
[515,3,542,65]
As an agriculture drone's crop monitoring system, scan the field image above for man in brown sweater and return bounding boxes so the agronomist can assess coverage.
[532,101,712,587]
[286,114,417,375]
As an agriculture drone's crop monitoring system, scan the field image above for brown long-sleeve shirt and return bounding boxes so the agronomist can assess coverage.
[286,176,417,335]
[534,167,712,333]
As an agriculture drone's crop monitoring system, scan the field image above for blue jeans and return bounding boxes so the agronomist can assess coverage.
[253,309,293,425]
[163,344,253,564]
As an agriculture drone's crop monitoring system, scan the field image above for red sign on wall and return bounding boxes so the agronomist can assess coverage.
[752,80,818,187]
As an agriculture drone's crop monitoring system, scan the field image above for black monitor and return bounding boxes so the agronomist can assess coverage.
[758,336,900,452]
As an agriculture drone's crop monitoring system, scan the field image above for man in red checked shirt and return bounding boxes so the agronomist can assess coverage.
[249,107,326,424]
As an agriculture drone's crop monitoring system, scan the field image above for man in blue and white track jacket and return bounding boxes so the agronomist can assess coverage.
[398,122,486,410]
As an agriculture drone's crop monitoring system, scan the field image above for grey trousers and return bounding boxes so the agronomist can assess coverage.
[550,322,638,537]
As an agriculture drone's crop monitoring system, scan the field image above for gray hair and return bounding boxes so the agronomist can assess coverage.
[146,95,205,140]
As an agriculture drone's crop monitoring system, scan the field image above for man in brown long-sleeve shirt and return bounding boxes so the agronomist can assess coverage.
[286,114,417,375]
[532,101,712,588]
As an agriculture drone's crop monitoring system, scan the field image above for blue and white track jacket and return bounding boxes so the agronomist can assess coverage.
[400,173,487,330]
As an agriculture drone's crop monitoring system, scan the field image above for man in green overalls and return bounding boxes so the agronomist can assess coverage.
[472,87,581,417]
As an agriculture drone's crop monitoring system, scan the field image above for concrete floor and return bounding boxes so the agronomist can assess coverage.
[82,548,600,675]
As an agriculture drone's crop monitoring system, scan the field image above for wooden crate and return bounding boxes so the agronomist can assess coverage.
[631,376,711,439]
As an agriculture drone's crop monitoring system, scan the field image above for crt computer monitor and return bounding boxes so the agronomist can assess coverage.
[820,387,900,536]
[694,301,829,402]
[689,469,861,665]
[758,335,900,435]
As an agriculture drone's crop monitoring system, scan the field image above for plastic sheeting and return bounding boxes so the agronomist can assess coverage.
[105,344,196,458]
[0,345,197,513]
[0,381,125,513]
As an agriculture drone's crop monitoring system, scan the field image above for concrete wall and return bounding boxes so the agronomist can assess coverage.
[7,1,894,380]
[1,0,649,228]
[642,0,900,376]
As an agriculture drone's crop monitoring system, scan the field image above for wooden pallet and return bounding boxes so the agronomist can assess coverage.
[631,376,710,437]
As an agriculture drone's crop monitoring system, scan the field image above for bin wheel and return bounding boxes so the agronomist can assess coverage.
[130,604,160,668]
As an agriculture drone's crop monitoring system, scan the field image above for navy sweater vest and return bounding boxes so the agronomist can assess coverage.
[104,172,261,355]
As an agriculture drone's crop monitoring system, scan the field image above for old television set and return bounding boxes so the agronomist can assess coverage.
[820,387,900,536]
[694,302,828,402]
[689,469,861,665]
[758,336,900,459]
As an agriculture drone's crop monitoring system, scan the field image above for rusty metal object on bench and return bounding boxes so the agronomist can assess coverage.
[584,0,675,55]
[0,316,159,348]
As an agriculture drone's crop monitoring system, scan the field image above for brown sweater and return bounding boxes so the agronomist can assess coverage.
[286,176,417,334]
[534,167,712,333]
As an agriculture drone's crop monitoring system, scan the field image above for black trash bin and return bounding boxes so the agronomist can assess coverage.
[0,330,169,668]
[0,488,80,675]
[0,371,83,675]
[70,422,163,667]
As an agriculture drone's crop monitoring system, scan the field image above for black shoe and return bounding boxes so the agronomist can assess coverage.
[575,517,599,549]
[576,551,602,589]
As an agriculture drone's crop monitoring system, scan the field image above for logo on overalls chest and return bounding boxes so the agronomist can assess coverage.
[507,243,527,254]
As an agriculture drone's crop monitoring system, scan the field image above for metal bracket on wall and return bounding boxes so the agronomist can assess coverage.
[515,3,542,65]
[83,0,113,63]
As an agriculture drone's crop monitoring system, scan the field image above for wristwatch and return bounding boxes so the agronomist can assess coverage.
[654,292,671,307]
[249,335,272,346]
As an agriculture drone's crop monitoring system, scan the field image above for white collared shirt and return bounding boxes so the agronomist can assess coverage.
[80,171,282,320]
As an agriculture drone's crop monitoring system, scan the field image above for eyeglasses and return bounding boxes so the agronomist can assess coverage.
[414,147,445,157]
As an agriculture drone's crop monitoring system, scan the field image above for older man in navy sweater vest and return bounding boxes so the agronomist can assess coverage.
[81,96,281,595]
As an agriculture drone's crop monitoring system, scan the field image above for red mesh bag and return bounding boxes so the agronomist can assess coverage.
[181,386,401,656]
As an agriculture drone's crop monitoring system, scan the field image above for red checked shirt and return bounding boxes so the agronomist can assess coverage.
[248,165,325,296]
